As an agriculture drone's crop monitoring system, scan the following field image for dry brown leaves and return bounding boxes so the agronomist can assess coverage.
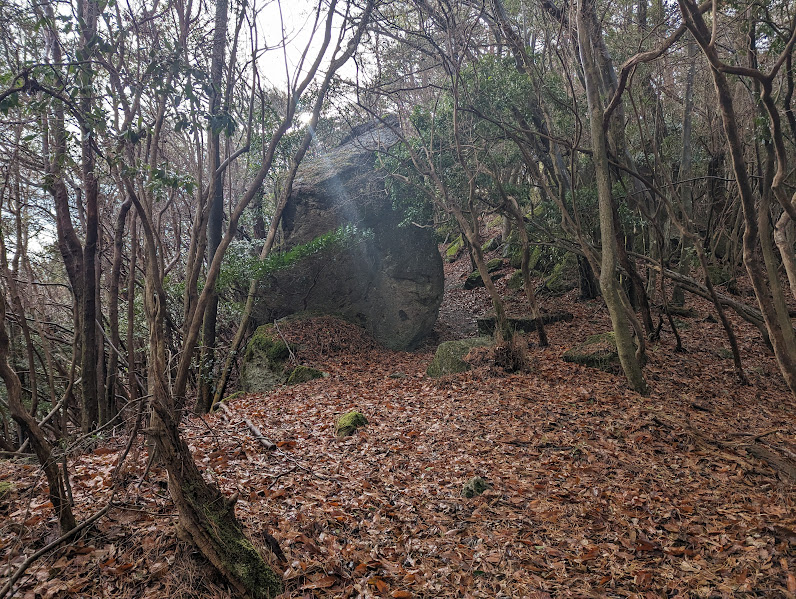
[1,250,795,599]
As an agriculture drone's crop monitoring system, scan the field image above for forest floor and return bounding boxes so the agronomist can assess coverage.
[2,244,796,599]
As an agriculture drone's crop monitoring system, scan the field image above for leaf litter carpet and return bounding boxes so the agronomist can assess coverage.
[2,260,796,598]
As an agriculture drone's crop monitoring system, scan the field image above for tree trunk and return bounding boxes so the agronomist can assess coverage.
[105,199,132,428]
[578,0,648,394]
[673,36,698,306]
[678,0,796,397]
[0,293,76,534]
[197,0,229,415]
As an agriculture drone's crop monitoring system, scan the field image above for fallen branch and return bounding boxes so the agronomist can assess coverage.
[218,402,276,451]
[0,501,113,599]
[651,412,796,480]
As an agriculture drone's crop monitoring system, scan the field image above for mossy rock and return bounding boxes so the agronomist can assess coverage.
[241,325,296,392]
[0,481,14,509]
[446,235,464,262]
[667,305,698,318]
[463,271,505,290]
[244,325,297,363]
[487,214,504,229]
[286,365,325,385]
[707,265,731,285]
[336,411,368,437]
[482,237,500,253]
[562,332,619,371]
[434,221,457,244]
[486,257,502,272]
[507,270,524,290]
[541,252,578,294]
[476,312,574,336]
[426,337,492,377]
[462,476,488,498]
[504,243,542,271]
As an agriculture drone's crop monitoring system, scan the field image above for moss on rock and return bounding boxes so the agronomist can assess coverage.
[286,365,325,385]
[426,337,491,377]
[445,235,464,262]
[507,270,524,290]
[245,325,292,362]
[562,332,619,371]
[486,257,502,272]
[0,480,15,505]
[336,411,368,437]
[481,237,499,253]
[241,325,296,392]
[462,476,488,498]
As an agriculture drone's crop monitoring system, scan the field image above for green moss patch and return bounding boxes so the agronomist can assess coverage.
[462,476,488,498]
[183,483,282,598]
[486,258,502,272]
[0,480,15,503]
[245,325,293,362]
[336,411,368,437]
[562,332,619,371]
[481,237,499,253]
[426,337,492,377]
[241,325,298,392]
[507,270,524,290]
[286,365,325,385]
[445,235,464,262]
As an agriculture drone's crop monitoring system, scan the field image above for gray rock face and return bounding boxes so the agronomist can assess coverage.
[255,120,444,350]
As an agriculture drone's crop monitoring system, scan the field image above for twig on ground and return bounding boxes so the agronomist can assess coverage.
[0,501,114,599]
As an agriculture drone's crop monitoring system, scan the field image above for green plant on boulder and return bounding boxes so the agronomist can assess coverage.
[240,325,296,392]
[707,265,738,294]
[486,257,502,272]
[0,481,13,505]
[481,237,499,253]
[507,270,524,290]
[336,411,368,437]
[541,252,578,294]
[445,234,464,262]
[462,476,488,498]
[245,325,293,362]
[562,332,619,371]
[426,337,491,377]
[286,365,325,385]
[463,270,505,290]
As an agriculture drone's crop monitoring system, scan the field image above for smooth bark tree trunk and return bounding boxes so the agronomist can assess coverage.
[106,199,132,424]
[197,0,229,415]
[578,0,648,395]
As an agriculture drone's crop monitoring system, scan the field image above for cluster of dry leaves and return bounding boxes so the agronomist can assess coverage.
[1,248,795,599]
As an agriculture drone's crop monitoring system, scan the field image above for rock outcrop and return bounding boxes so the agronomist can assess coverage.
[254,119,444,350]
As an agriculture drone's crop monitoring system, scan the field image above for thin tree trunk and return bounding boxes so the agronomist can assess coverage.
[197,0,229,414]
[0,293,76,534]
[673,36,698,306]
[106,199,132,424]
[678,0,796,396]
[578,0,648,394]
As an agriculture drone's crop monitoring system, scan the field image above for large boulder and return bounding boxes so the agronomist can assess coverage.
[254,119,444,350]
[240,325,294,392]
